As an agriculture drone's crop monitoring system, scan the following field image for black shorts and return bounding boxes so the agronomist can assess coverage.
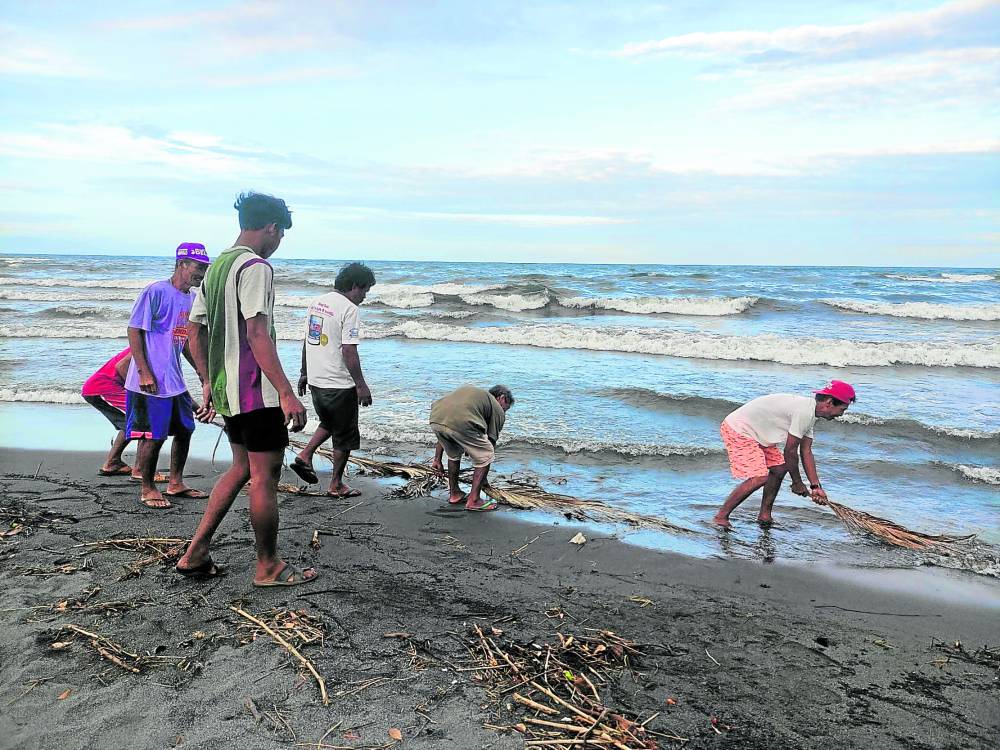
[84,395,127,431]
[222,407,288,453]
[311,386,360,451]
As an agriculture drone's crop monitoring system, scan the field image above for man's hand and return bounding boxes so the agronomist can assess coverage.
[357,383,373,407]
[280,391,307,432]
[790,480,809,497]
[431,457,444,475]
[195,383,215,423]
[810,486,829,505]
[297,374,308,397]
[138,370,158,395]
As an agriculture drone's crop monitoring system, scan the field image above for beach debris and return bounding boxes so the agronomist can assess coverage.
[310,530,321,549]
[931,638,1000,669]
[229,606,329,705]
[57,689,71,700]
[294,446,701,537]
[71,536,187,579]
[388,727,403,741]
[55,624,179,675]
[568,532,587,545]
[825,501,975,553]
[629,596,654,608]
[463,623,679,748]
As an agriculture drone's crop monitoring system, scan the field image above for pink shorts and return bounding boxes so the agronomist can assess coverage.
[720,421,784,479]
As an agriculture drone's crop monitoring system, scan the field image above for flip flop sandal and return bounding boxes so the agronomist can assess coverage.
[132,472,169,483]
[140,496,172,509]
[175,559,226,579]
[333,488,362,499]
[289,457,319,484]
[98,466,132,476]
[253,564,320,588]
[164,488,209,499]
[466,499,499,512]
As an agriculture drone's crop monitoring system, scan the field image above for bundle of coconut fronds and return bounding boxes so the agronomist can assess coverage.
[826,500,975,553]
[302,446,698,536]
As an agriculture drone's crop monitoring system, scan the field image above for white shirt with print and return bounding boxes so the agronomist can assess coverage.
[724,394,817,447]
[304,291,361,389]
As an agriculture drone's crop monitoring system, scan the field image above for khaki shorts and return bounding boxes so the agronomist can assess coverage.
[432,425,495,468]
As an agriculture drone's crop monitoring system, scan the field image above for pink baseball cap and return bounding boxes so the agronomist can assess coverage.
[176,242,210,264]
[815,380,856,403]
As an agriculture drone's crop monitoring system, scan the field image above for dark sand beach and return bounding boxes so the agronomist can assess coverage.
[1,448,997,749]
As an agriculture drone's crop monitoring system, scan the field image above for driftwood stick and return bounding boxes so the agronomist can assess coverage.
[513,693,560,715]
[529,681,593,722]
[230,606,330,705]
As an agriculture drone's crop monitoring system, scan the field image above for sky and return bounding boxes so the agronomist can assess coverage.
[0,0,997,266]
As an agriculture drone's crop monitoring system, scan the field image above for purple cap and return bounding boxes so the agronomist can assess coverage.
[176,242,210,265]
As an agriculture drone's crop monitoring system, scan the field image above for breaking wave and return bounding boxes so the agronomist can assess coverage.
[949,465,1000,485]
[823,299,1000,321]
[0,387,86,404]
[374,321,1000,368]
[885,272,995,283]
[461,292,550,312]
[0,276,156,289]
[0,289,137,302]
[559,295,758,316]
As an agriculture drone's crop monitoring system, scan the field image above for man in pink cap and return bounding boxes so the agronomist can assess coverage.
[712,380,856,529]
[125,242,213,509]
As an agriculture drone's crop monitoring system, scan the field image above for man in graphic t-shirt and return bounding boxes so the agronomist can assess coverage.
[712,380,856,529]
[290,262,376,498]
[176,191,317,587]
[125,242,211,508]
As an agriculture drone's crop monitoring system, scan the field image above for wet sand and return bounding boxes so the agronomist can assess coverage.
[1,448,997,749]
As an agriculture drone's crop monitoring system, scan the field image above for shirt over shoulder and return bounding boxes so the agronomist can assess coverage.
[724,393,817,447]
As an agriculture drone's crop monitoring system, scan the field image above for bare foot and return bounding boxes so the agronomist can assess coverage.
[326,483,362,498]
[140,490,172,509]
[757,515,774,528]
[712,515,733,529]
[448,492,467,505]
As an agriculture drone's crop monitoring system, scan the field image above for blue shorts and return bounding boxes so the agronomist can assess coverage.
[125,391,195,440]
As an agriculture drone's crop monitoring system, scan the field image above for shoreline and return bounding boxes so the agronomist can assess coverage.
[1,446,997,749]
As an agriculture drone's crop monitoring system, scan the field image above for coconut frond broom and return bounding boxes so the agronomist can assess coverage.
[825,500,975,553]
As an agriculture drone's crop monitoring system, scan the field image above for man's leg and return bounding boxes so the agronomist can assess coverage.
[465,463,492,509]
[102,431,131,472]
[447,457,464,504]
[712,475,769,528]
[137,438,169,507]
[249,449,317,584]
[165,432,194,495]
[296,426,331,469]
[757,465,788,525]
[176,444,251,570]
[327,449,353,496]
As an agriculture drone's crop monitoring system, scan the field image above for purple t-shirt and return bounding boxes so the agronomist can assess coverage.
[125,280,193,398]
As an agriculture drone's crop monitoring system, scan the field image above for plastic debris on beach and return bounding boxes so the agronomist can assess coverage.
[464,623,684,748]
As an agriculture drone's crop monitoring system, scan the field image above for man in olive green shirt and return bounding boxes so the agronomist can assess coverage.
[430,384,514,512]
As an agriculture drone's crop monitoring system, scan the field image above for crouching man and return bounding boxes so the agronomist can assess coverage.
[429,384,514,512]
[712,380,856,529]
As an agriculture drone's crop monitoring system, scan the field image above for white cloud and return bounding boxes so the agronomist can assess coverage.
[97,2,280,32]
[303,205,629,227]
[0,124,271,176]
[0,25,99,78]
[614,0,999,60]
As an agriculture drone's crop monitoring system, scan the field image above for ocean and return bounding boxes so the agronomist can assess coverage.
[1,253,997,574]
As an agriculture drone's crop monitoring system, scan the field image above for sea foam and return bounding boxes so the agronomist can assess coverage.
[824,299,1000,321]
[0,276,156,289]
[886,273,995,283]
[559,295,758,316]
[951,465,1000,485]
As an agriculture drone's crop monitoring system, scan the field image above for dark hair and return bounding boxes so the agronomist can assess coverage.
[334,262,376,292]
[816,394,850,407]
[234,191,292,231]
[489,385,514,405]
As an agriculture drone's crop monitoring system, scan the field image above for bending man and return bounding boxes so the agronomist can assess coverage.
[713,380,856,529]
[430,384,514,512]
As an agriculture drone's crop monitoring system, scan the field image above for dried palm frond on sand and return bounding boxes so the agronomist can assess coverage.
[288,442,699,536]
[825,500,975,553]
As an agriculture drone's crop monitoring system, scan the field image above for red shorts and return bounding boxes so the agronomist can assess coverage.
[720,421,784,479]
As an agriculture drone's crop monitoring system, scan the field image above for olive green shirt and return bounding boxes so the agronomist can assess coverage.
[429,385,506,445]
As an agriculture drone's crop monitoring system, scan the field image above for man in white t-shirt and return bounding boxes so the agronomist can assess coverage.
[712,380,856,529]
[290,262,376,498]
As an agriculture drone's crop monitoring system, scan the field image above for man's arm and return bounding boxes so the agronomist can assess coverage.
[799,437,827,503]
[782,434,809,496]
[127,327,157,394]
[432,443,445,474]
[341,344,372,406]
[187,320,215,422]
[245,314,307,431]
[298,340,309,397]
[113,354,132,382]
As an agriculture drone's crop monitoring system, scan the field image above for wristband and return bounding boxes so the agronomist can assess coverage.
[810,484,821,489]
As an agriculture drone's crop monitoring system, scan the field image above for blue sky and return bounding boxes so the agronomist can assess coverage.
[1,0,997,266]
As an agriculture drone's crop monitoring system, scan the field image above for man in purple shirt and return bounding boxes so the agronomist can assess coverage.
[126,242,212,508]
